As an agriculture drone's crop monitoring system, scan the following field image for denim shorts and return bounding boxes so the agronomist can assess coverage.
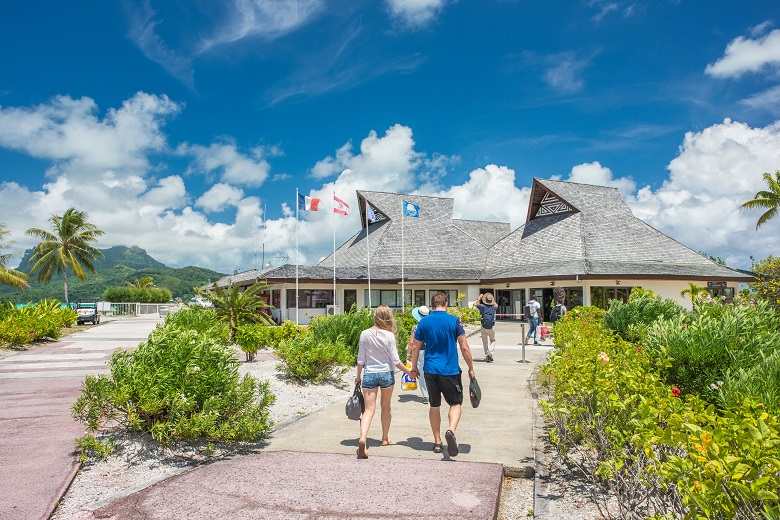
[362,371,395,389]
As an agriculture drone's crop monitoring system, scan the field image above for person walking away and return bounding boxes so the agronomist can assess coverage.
[473,293,498,362]
[550,297,567,324]
[355,305,413,459]
[526,293,541,345]
[409,292,476,457]
[406,305,431,403]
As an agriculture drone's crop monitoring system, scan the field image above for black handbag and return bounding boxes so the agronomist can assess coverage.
[346,383,365,420]
[469,376,482,408]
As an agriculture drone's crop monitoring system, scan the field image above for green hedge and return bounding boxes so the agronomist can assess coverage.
[103,286,172,303]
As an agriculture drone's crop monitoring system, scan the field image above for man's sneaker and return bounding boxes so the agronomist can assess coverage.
[423,397,429,404]
[485,354,493,363]
[534,341,541,345]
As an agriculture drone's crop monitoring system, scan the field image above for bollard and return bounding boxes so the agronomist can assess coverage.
[521,323,527,363]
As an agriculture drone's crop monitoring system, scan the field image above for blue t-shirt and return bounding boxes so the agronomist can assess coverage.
[413,310,465,376]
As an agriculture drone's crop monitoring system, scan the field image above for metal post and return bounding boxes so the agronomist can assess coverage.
[521,323,527,363]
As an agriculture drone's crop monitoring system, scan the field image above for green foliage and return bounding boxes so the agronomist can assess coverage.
[75,434,116,463]
[71,315,275,445]
[741,170,780,230]
[163,307,230,345]
[196,281,274,341]
[719,350,780,414]
[448,305,481,325]
[750,256,780,311]
[604,294,684,342]
[0,223,29,291]
[308,307,375,359]
[0,245,224,303]
[103,285,172,303]
[275,332,352,383]
[645,298,780,401]
[543,317,780,518]
[628,286,659,301]
[680,282,707,305]
[0,299,76,346]
[234,322,274,361]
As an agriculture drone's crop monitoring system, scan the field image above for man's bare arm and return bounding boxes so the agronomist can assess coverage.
[458,334,475,379]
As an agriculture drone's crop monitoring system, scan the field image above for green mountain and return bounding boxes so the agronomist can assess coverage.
[1,245,225,303]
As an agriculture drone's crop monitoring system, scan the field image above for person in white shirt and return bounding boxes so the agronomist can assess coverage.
[355,305,413,459]
[526,294,541,345]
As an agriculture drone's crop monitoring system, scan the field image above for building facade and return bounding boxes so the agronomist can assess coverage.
[216,179,752,324]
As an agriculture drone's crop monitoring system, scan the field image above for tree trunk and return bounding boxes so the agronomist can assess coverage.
[63,271,69,306]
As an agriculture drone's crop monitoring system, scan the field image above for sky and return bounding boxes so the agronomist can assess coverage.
[1,1,780,274]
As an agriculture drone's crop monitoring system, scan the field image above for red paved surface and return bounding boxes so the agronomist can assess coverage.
[93,451,503,519]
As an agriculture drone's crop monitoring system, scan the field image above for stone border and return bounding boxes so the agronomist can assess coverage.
[530,352,551,519]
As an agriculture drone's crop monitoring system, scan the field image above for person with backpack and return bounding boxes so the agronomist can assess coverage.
[550,297,567,324]
[474,292,498,362]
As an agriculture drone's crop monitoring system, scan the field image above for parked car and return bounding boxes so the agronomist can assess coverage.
[76,298,100,325]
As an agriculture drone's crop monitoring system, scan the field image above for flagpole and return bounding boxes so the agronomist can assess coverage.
[295,188,299,325]
[333,191,336,310]
[401,200,405,312]
[366,203,371,309]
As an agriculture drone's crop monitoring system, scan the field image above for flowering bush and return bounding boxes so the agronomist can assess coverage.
[543,316,780,518]
[0,300,76,346]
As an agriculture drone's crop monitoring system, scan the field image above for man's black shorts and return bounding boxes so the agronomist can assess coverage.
[424,372,463,407]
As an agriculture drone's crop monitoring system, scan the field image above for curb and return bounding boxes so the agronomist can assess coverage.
[530,350,551,520]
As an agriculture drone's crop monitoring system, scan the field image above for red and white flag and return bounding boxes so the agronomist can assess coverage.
[334,195,349,216]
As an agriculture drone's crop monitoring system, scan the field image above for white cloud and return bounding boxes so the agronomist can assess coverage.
[196,183,245,213]
[625,119,780,267]
[565,161,636,197]
[705,28,780,78]
[386,0,446,28]
[544,53,589,93]
[180,141,271,187]
[740,85,780,115]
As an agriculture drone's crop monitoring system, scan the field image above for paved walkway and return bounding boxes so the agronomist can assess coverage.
[0,318,551,519]
[0,317,163,520]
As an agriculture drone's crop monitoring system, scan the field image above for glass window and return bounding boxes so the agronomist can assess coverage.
[286,289,334,309]
[344,290,357,312]
[364,289,401,308]
[414,290,426,307]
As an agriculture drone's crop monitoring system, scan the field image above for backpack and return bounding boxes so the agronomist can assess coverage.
[550,304,563,323]
[480,305,496,329]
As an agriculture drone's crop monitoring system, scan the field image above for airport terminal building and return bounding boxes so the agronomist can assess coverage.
[215,179,751,324]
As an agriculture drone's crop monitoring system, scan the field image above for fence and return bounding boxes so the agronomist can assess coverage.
[100,302,182,317]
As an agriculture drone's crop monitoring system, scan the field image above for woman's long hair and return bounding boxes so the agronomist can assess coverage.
[373,305,397,333]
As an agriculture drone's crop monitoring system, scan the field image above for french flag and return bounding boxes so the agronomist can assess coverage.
[298,193,320,211]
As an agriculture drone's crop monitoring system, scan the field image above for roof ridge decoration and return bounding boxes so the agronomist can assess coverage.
[526,178,579,223]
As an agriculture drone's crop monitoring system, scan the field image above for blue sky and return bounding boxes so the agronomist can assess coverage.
[1,0,780,273]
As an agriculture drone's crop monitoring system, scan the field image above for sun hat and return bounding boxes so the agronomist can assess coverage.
[412,305,430,322]
[483,292,495,304]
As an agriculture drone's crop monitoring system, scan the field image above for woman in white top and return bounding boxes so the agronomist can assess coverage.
[355,305,412,459]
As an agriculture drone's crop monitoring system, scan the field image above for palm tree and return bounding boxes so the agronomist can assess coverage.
[127,276,154,289]
[25,208,105,305]
[195,280,274,341]
[741,170,780,230]
[680,282,707,305]
[0,223,29,291]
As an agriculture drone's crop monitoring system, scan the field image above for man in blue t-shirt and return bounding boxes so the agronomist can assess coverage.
[409,292,476,457]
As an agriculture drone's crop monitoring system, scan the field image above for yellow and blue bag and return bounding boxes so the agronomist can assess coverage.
[401,362,417,391]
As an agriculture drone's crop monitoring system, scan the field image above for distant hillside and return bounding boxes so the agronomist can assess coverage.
[1,246,224,303]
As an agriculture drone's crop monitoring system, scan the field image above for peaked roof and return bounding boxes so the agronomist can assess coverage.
[483,178,747,280]
[318,190,510,272]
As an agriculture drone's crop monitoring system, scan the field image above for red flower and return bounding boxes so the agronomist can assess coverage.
[636,347,642,352]
[29,333,34,338]
[672,387,681,397]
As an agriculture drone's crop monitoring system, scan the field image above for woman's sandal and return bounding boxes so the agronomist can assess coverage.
[357,440,368,459]
[433,443,443,453]
[380,440,393,446]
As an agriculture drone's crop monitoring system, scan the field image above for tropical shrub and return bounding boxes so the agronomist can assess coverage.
[604,294,684,342]
[234,322,275,361]
[309,307,374,359]
[103,286,172,303]
[71,320,275,445]
[543,316,780,519]
[195,281,274,341]
[719,349,780,414]
[448,305,480,326]
[645,297,780,400]
[0,299,76,346]
[164,307,230,345]
[750,255,780,310]
[275,332,352,383]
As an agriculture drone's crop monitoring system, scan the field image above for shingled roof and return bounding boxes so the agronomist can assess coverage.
[217,180,750,287]
[483,178,749,281]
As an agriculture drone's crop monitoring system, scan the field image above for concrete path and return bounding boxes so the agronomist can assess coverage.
[0,317,163,520]
[89,321,550,519]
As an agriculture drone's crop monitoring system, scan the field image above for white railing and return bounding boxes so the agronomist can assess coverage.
[101,302,182,317]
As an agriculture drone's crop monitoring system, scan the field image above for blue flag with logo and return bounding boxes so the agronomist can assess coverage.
[403,200,420,218]
[366,203,377,223]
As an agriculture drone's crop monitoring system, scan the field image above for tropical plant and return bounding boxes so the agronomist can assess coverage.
[0,223,29,291]
[749,255,780,310]
[741,170,780,230]
[275,332,352,383]
[195,281,274,341]
[127,276,154,288]
[680,282,707,305]
[25,208,105,305]
[103,286,172,303]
